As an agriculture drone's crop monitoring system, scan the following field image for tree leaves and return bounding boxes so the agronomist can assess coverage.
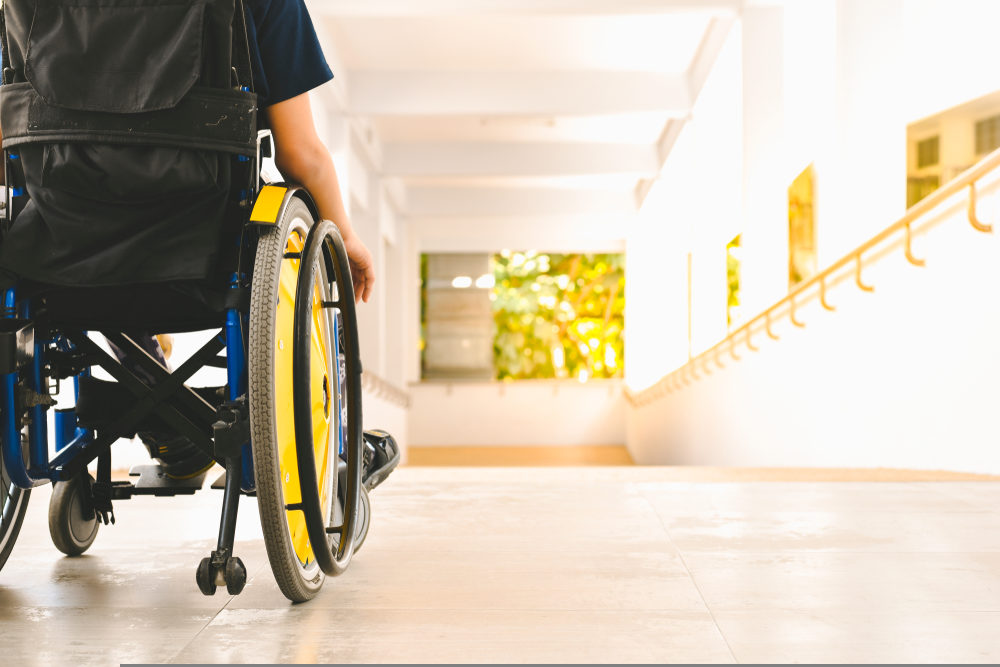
[492,252,625,381]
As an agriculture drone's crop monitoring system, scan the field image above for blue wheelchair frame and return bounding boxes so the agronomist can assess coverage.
[0,283,256,494]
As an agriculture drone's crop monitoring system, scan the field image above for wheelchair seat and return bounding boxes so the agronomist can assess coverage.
[11,279,235,333]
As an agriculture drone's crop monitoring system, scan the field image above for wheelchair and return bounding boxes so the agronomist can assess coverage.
[0,0,390,602]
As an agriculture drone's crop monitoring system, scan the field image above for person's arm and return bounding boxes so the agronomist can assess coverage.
[266,92,374,303]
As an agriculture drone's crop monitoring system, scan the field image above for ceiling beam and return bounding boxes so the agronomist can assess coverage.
[687,16,737,101]
[414,216,629,253]
[407,186,636,218]
[312,0,741,16]
[384,142,659,178]
[349,71,691,116]
[638,16,736,208]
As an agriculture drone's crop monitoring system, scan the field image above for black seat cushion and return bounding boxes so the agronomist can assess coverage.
[18,279,242,333]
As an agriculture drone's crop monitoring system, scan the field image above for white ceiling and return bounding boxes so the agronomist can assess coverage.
[327,15,713,73]
[371,113,672,145]
[308,0,738,222]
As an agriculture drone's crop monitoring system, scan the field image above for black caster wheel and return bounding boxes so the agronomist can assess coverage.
[196,557,217,596]
[48,474,99,557]
[225,557,247,595]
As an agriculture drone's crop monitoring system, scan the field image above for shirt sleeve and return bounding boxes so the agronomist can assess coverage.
[253,0,334,106]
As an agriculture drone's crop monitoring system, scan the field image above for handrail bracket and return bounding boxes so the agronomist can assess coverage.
[855,254,875,292]
[904,222,926,267]
[968,183,994,233]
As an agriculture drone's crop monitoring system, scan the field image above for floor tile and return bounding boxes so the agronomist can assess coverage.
[715,609,1000,663]
[170,608,735,664]
[0,605,216,666]
[230,547,706,612]
[636,481,987,515]
[5,469,1000,664]
[682,551,1000,612]
[661,510,1000,553]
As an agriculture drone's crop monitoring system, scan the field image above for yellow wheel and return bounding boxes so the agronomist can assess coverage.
[249,197,338,602]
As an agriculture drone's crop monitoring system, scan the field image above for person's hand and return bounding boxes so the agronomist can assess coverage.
[342,231,374,304]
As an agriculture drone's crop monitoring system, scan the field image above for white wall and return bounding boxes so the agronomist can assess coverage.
[625,17,742,389]
[624,0,1000,473]
[362,388,409,462]
[408,380,625,447]
[628,175,1000,473]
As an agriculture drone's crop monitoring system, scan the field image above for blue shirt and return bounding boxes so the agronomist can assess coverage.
[244,0,334,108]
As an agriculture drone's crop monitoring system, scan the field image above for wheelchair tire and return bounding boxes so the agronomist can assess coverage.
[250,196,339,602]
[48,474,100,557]
[0,463,30,572]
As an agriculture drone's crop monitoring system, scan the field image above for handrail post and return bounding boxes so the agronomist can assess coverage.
[968,183,994,233]
[904,222,926,267]
[855,254,874,292]
[729,336,741,361]
[765,310,780,340]
[746,325,759,351]
[789,298,806,328]
[820,278,836,311]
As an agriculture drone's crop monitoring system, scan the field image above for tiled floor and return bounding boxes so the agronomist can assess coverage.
[2,467,999,664]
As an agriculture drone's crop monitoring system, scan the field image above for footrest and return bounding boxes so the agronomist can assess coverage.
[128,464,207,496]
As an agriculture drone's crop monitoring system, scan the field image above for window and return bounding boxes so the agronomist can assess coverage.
[916,136,940,168]
[907,90,1000,209]
[420,253,495,380]
[907,175,940,209]
[421,252,625,381]
[788,164,817,288]
[726,235,741,329]
[975,114,1000,155]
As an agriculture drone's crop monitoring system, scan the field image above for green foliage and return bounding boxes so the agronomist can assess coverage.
[491,251,625,380]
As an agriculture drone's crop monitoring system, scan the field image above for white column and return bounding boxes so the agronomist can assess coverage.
[348,134,384,377]
[739,6,787,315]
[382,205,407,388]
[625,181,691,390]
[822,0,905,264]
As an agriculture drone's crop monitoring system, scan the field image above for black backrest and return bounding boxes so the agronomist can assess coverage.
[0,0,258,290]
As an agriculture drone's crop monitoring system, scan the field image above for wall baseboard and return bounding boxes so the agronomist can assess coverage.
[406,445,633,466]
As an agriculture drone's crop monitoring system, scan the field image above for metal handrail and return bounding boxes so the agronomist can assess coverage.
[626,145,1000,407]
[361,370,411,408]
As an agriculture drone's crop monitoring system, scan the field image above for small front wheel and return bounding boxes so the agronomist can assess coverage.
[196,557,217,596]
[48,474,99,557]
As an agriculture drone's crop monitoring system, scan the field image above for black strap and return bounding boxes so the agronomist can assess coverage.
[1,83,257,155]
[232,0,255,94]
[0,6,11,85]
